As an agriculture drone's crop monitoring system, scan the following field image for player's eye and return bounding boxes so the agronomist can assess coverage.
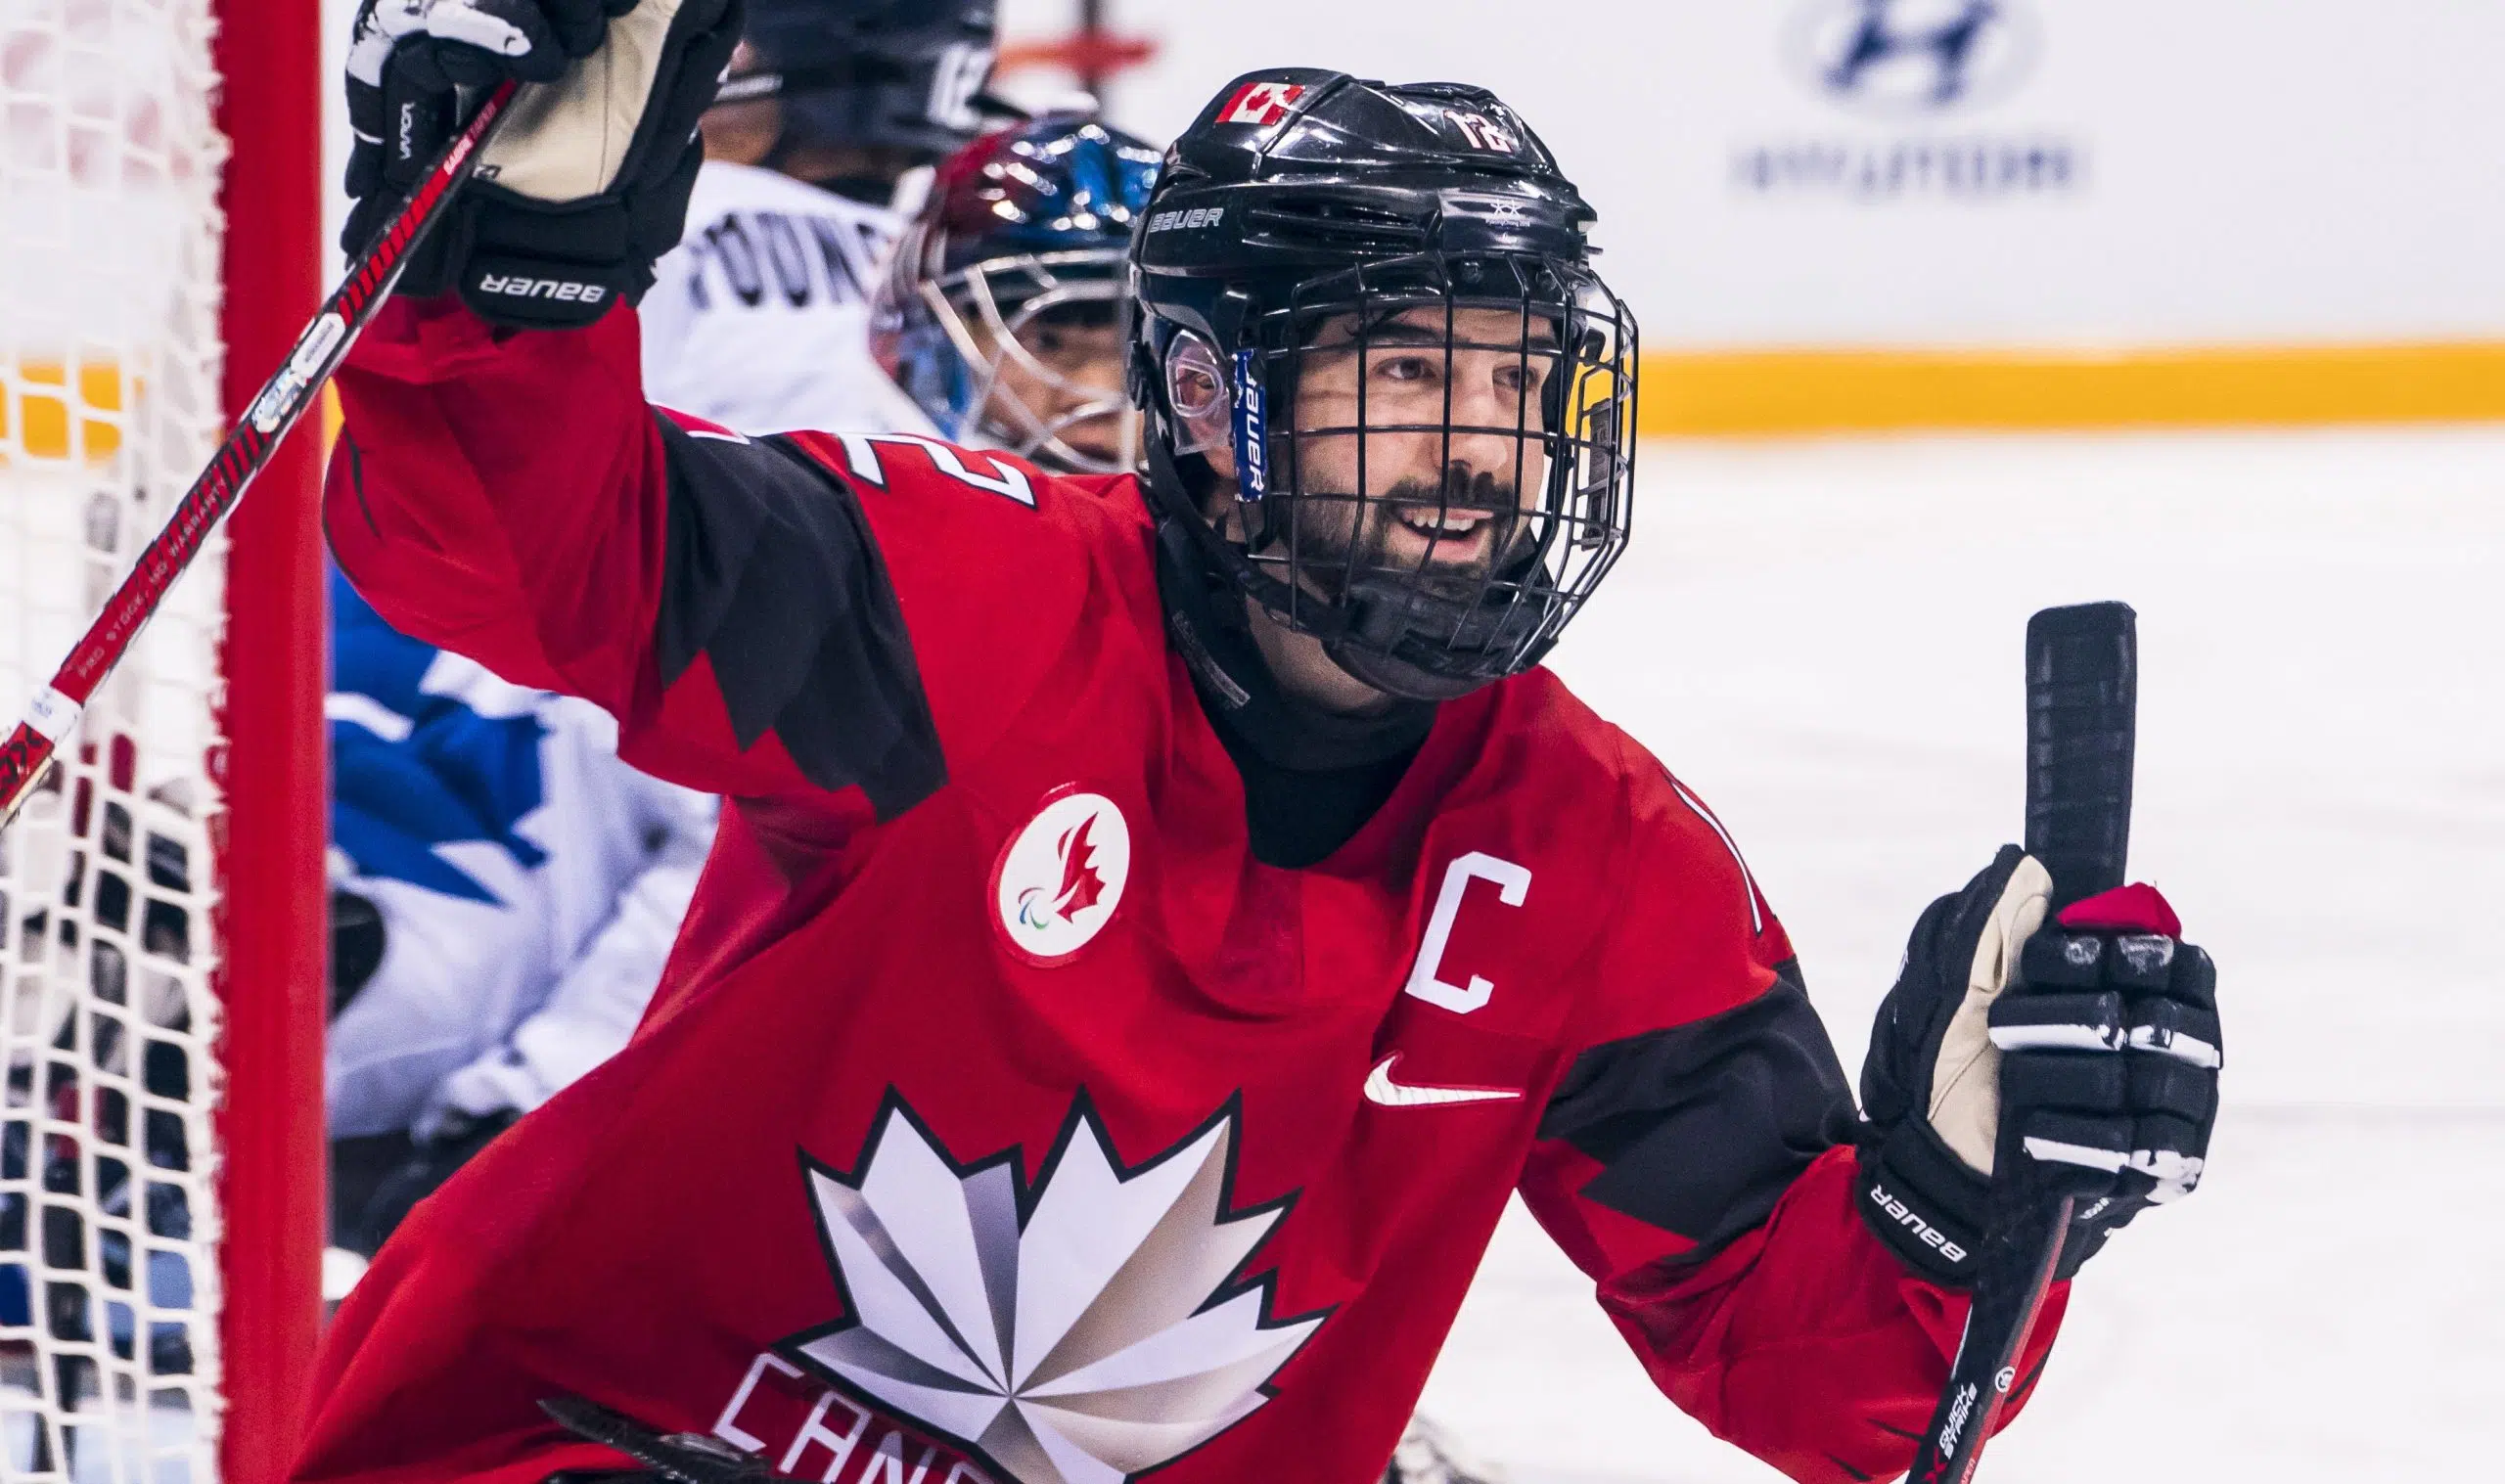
[1373,353,1438,385]
[1494,360,1548,396]
[1171,365,1223,418]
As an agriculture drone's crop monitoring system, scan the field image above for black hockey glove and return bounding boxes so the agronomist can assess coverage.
[342,0,743,327]
[1856,845,2220,1285]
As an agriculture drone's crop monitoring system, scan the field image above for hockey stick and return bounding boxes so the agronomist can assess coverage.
[0,78,521,831]
[540,1397,799,1483]
[1906,600,2137,1484]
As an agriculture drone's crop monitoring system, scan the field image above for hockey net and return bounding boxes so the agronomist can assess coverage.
[2,0,323,1477]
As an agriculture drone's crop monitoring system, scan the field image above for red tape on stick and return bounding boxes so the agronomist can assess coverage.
[0,80,519,829]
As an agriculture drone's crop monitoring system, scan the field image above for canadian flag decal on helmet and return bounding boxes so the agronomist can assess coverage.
[1218,80,1305,128]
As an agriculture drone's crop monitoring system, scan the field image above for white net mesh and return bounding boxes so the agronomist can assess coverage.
[1,0,233,1477]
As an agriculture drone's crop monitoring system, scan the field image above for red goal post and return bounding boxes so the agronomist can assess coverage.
[211,0,329,1473]
[0,0,326,1476]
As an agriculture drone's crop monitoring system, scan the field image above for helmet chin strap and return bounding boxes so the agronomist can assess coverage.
[1319,635,1486,703]
[1322,571,1543,702]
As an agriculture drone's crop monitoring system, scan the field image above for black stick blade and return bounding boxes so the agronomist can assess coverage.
[2024,602,2136,911]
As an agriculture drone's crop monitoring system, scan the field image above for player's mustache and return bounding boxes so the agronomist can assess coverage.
[1379,464,1520,517]
[1278,465,1531,594]
[1294,463,1522,514]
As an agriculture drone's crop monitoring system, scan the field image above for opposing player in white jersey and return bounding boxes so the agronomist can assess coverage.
[641,0,1004,431]
[326,572,719,1256]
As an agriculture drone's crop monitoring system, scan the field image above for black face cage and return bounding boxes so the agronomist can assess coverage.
[1232,252,1637,696]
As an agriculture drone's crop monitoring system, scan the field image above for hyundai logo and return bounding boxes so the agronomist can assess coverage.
[1784,0,2042,118]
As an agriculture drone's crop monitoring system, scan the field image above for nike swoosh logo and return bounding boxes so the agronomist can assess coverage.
[1363,1055,1523,1108]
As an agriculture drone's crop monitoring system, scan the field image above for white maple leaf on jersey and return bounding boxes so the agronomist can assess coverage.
[787,1102,1323,1484]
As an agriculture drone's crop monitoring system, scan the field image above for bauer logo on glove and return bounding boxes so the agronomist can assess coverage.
[342,0,742,326]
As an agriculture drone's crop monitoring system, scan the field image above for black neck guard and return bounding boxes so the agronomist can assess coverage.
[1154,517,1435,774]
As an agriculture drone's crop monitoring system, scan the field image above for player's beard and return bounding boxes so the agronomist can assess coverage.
[1271,463,1539,605]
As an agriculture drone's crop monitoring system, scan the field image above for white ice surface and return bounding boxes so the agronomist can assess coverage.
[1418,427,2505,1483]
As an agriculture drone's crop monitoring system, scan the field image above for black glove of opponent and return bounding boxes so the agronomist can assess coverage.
[342,0,743,326]
[1856,845,2220,1284]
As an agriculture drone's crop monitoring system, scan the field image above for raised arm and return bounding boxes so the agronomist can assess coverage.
[329,298,939,813]
[327,0,946,809]
[328,296,655,708]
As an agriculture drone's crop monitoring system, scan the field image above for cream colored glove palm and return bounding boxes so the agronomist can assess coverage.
[342,0,742,325]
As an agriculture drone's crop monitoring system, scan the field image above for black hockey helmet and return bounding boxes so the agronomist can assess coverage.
[1130,69,1638,701]
[711,0,1004,164]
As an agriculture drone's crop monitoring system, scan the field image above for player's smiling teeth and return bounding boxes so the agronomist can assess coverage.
[1399,509,1490,536]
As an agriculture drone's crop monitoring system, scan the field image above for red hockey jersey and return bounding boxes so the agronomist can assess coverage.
[299,297,2064,1484]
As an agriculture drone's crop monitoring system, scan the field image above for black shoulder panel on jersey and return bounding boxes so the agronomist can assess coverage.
[1539,962,1856,1260]
[652,419,944,818]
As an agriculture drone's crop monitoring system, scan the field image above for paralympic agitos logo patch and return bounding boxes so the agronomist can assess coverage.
[991,788,1131,965]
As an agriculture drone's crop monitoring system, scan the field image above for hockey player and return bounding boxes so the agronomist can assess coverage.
[865,110,1161,470]
[308,7,2226,1484]
[869,118,1491,1484]
[641,0,1003,431]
